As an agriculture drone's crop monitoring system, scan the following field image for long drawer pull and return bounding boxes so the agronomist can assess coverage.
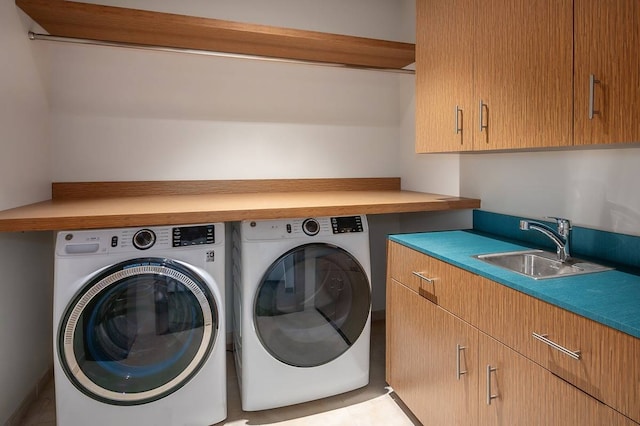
[588,74,601,120]
[479,99,488,133]
[486,365,498,405]
[456,344,467,380]
[455,105,463,135]
[532,332,581,360]
[411,271,434,283]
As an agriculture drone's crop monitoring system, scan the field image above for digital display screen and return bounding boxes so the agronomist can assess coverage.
[173,225,214,246]
[333,216,363,233]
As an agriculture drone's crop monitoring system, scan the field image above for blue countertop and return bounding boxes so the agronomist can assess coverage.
[390,230,640,339]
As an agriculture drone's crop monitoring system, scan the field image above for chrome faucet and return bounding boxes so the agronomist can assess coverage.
[519,217,572,262]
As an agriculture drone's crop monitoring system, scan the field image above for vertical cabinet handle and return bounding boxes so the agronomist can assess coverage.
[455,105,462,135]
[456,344,467,380]
[479,100,488,132]
[588,74,600,119]
[486,365,498,405]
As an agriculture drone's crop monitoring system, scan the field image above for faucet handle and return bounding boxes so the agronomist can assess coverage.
[545,216,571,235]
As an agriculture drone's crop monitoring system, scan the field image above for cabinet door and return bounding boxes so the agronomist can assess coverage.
[473,0,573,150]
[478,332,635,426]
[574,0,640,145]
[387,279,478,425]
[415,0,474,153]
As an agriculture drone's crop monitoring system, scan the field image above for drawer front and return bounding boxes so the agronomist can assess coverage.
[476,276,555,365]
[543,308,640,423]
[477,274,640,423]
[388,241,432,294]
[387,241,479,325]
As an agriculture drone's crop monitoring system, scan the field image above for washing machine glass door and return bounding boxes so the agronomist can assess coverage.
[254,243,370,367]
[59,258,218,405]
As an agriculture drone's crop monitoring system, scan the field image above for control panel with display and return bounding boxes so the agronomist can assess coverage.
[331,216,364,233]
[172,224,215,247]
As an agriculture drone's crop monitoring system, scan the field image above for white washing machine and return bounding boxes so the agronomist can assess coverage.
[232,215,371,411]
[53,223,226,426]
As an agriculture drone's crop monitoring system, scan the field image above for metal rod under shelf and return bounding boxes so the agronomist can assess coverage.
[27,31,416,75]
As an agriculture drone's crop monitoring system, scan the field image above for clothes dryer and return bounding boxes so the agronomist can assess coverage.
[53,223,226,426]
[232,215,371,411]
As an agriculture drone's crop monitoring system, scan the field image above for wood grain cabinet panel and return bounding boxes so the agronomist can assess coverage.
[387,241,432,294]
[415,0,573,152]
[473,0,573,150]
[574,0,640,145]
[387,241,480,324]
[387,278,479,426]
[478,332,637,426]
[475,276,557,367]
[543,307,640,423]
[415,0,474,152]
[417,0,639,152]
[387,241,640,424]
[478,274,640,423]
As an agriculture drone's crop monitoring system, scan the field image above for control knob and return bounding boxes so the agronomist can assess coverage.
[302,218,320,236]
[133,229,156,250]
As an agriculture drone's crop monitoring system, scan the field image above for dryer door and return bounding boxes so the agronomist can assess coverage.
[58,258,218,405]
[254,243,371,367]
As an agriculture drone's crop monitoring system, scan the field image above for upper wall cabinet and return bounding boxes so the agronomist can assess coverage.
[415,0,474,152]
[416,0,573,153]
[574,0,640,145]
[15,0,415,71]
[473,0,573,151]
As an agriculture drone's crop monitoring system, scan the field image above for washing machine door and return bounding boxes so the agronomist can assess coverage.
[254,243,370,367]
[58,258,218,405]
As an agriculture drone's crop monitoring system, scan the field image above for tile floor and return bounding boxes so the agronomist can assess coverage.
[18,320,419,425]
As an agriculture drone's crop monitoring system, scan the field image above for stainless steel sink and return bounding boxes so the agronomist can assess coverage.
[474,250,612,280]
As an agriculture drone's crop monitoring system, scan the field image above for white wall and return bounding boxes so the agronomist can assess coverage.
[40,0,420,321]
[0,1,53,423]
[47,45,404,181]
[460,147,640,236]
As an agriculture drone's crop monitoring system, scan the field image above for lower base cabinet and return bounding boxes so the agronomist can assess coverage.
[386,242,638,425]
[478,332,634,425]
[387,279,478,425]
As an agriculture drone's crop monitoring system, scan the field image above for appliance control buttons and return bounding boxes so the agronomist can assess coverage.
[331,216,363,233]
[110,236,118,247]
[133,229,156,250]
[172,225,215,247]
[302,218,320,236]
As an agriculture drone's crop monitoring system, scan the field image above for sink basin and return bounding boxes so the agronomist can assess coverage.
[474,250,612,280]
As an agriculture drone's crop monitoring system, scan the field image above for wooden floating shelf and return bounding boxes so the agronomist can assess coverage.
[0,179,480,232]
[16,0,416,70]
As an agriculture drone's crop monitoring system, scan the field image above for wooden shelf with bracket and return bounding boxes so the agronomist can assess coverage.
[16,0,415,70]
